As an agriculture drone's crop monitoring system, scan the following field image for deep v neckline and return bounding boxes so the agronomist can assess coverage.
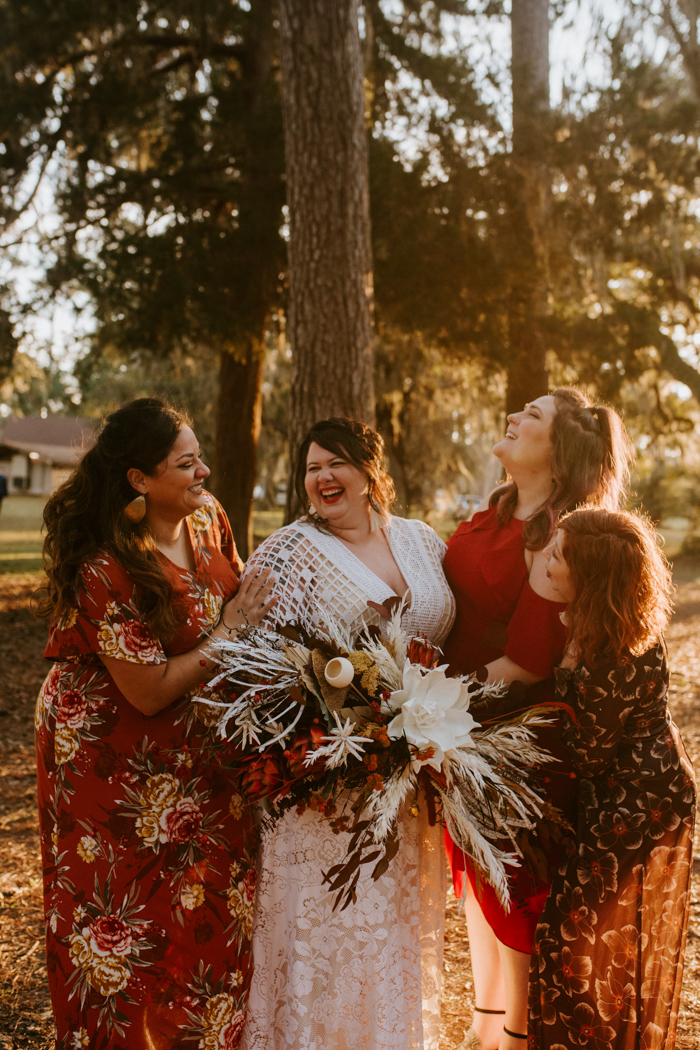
[306,520,411,602]
[156,516,199,576]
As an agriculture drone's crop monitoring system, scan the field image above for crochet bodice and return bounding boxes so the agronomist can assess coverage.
[245,515,455,647]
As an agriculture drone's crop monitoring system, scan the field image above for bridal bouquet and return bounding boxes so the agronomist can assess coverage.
[195,605,552,909]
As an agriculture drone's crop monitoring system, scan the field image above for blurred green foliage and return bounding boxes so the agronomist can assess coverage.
[1,1,700,535]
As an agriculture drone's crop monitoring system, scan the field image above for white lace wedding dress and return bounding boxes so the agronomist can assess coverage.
[240,516,456,1050]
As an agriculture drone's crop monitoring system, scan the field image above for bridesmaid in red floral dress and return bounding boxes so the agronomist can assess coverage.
[35,398,275,1050]
[442,389,633,1050]
[531,509,695,1050]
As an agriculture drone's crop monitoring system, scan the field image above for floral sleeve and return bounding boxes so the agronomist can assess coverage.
[45,551,167,665]
[209,496,244,575]
[556,658,641,777]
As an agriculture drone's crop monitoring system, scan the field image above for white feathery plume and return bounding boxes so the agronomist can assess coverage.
[444,749,543,829]
[383,601,409,667]
[440,790,519,908]
[364,764,414,843]
[356,633,404,691]
[306,606,356,653]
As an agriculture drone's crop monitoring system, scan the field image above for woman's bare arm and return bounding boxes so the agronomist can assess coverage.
[482,550,562,687]
[100,568,277,716]
[482,655,543,687]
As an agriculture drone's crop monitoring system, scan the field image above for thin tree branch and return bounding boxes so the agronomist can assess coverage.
[149,51,195,76]
[658,334,700,403]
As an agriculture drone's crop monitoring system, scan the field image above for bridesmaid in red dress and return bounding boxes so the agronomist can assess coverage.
[35,399,275,1050]
[442,388,633,1050]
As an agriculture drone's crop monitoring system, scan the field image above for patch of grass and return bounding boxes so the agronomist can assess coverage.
[0,499,45,578]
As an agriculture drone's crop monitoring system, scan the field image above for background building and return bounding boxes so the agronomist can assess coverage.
[0,417,95,495]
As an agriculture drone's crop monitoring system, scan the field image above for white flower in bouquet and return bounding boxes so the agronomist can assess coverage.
[305,712,368,770]
[387,662,478,770]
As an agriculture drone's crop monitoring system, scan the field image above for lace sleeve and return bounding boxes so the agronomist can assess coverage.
[243,525,319,628]
[418,519,448,562]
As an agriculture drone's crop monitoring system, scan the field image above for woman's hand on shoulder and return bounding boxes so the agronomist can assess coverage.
[220,567,277,632]
[99,568,277,717]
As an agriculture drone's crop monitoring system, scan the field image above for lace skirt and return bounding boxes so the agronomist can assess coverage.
[241,795,446,1050]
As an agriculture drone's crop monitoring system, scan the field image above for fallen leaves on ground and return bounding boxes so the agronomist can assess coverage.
[1,572,699,1048]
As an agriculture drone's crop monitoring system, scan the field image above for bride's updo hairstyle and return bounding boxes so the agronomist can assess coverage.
[294,417,395,527]
[492,387,633,550]
[559,508,672,667]
[40,397,190,639]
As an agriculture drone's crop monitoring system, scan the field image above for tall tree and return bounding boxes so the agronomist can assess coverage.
[506,0,551,415]
[279,0,375,519]
[0,0,285,557]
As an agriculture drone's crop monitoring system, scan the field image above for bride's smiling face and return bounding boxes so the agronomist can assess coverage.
[304,442,370,523]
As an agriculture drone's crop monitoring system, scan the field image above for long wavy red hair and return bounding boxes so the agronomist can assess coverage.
[559,508,673,667]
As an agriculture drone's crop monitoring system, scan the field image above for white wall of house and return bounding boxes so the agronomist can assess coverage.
[29,459,54,495]
[10,453,29,490]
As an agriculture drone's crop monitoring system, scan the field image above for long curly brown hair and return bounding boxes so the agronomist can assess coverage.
[559,508,673,667]
[39,398,191,640]
[492,387,634,550]
[293,417,395,527]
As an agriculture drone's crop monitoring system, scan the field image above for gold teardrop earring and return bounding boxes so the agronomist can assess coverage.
[124,495,146,523]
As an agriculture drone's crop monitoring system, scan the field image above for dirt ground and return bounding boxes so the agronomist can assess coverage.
[1,572,700,1048]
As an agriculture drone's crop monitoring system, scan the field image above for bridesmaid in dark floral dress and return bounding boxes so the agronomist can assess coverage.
[35,399,275,1050]
[529,508,696,1050]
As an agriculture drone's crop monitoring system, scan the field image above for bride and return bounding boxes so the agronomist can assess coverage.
[240,417,456,1050]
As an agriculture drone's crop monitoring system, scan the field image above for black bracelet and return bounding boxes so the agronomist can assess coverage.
[220,614,238,634]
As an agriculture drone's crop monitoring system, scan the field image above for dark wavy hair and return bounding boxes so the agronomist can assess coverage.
[39,398,191,640]
[491,387,633,550]
[559,508,672,667]
[293,417,395,527]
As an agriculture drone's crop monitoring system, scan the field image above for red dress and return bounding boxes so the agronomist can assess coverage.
[35,494,256,1050]
[442,505,575,952]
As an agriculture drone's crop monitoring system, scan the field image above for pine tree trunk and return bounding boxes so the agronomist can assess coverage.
[506,0,551,417]
[213,347,264,560]
[210,0,282,559]
[279,0,376,520]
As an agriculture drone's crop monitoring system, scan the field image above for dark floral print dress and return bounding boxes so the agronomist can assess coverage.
[35,493,257,1050]
[529,642,696,1050]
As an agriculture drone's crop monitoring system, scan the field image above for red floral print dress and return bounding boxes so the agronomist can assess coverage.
[35,494,257,1050]
[529,643,696,1050]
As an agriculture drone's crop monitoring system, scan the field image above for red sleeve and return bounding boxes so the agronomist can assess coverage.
[205,494,243,575]
[502,580,568,678]
[44,551,166,665]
